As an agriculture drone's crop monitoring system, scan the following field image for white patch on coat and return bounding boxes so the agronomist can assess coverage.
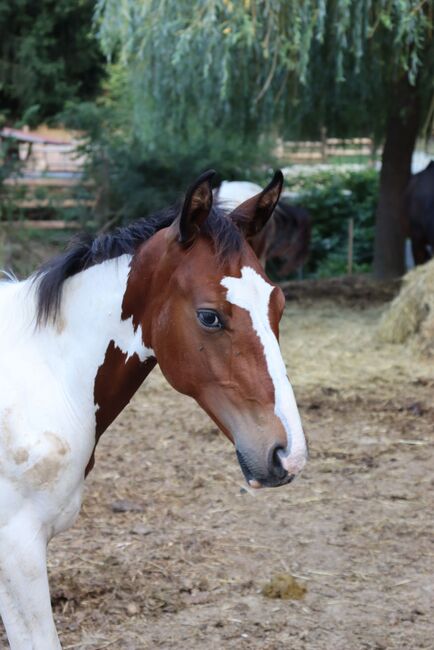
[113,317,154,362]
[221,266,306,472]
[0,255,154,528]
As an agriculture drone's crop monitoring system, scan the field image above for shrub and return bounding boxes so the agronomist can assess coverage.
[285,168,379,277]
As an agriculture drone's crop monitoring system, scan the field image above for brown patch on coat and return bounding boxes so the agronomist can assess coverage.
[87,342,156,476]
[119,229,283,456]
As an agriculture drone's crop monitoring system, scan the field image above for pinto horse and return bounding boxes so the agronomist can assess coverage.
[216,180,311,277]
[0,170,307,649]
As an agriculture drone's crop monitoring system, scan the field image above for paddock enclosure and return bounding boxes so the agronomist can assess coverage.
[1,279,433,649]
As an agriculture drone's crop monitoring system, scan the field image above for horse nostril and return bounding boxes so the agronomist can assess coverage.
[270,445,288,479]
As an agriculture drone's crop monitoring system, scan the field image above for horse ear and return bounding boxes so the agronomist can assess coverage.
[231,171,284,237]
[178,170,216,244]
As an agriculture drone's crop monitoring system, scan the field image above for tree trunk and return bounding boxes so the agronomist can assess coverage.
[373,80,420,279]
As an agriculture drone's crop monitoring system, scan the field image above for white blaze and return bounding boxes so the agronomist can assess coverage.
[221,266,306,470]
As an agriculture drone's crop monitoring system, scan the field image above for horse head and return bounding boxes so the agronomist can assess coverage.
[124,170,308,488]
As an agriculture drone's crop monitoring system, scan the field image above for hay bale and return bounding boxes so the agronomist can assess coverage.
[378,259,434,355]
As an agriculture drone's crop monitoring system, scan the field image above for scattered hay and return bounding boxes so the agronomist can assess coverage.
[378,260,434,356]
[261,573,307,600]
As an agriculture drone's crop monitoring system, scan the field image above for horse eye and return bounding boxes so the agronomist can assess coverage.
[196,309,223,330]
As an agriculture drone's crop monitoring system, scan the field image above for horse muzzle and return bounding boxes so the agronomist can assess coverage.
[236,443,307,489]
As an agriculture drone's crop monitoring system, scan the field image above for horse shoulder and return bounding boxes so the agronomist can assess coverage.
[0,336,93,510]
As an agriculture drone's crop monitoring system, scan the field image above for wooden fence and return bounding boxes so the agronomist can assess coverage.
[1,128,93,228]
[275,135,375,164]
[1,127,377,232]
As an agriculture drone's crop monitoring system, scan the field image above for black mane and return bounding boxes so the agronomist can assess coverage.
[34,203,243,324]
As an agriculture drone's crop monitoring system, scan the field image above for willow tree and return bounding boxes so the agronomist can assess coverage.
[96,0,434,279]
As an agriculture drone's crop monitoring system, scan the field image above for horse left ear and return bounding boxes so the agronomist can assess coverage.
[178,170,216,245]
[231,170,284,237]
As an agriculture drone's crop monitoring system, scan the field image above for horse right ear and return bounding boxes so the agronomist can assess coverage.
[178,170,216,245]
[230,171,283,237]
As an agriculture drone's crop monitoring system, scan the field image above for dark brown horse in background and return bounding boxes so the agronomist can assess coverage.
[406,160,434,265]
[216,181,311,277]
[250,199,311,277]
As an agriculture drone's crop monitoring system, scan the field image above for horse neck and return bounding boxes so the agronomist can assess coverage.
[35,253,157,439]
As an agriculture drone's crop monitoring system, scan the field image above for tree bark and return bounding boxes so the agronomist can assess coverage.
[373,80,420,279]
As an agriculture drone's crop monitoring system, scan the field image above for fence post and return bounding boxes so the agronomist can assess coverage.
[320,126,328,162]
[347,218,354,275]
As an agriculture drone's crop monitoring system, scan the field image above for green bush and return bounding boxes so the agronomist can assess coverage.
[0,137,24,221]
[285,169,379,277]
[61,73,276,226]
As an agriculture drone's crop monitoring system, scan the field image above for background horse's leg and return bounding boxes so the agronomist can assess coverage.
[410,232,431,265]
[0,509,61,650]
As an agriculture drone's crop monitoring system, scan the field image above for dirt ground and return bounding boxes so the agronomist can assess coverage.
[1,282,433,649]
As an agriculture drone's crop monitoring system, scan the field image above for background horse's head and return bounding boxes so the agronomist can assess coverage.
[268,201,312,277]
[125,171,307,488]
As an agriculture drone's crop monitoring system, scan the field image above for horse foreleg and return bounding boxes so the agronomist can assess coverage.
[0,510,60,650]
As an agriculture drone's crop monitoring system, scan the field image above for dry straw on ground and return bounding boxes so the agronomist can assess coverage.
[378,259,434,356]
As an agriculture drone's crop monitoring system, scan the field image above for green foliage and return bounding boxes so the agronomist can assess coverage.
[62,86,276,223]
[0,0,104,125]
[0,138,23,220]
[286,169,379,277]
[0,226,75,277]
[0,140,19,185]
[95,0,434,146]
